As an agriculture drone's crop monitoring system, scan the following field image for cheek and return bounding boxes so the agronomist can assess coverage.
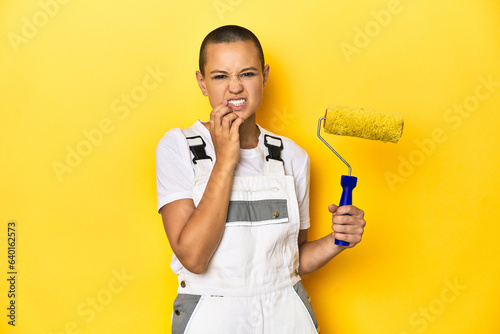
[252,86,264,104]
[249,82,263,99]
[206,87,224,107]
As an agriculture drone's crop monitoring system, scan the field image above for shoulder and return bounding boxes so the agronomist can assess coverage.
[155,128,187,159]
[156,121,207,154]
[157,127,184,147]
[259,126,308,158]
[258,126,309,174]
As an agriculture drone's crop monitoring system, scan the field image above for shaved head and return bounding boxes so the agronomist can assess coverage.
[199,25,265,76]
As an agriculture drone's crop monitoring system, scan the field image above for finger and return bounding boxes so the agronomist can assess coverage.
[332,214,353,226]
[336,205,364,217]
[332,219,365,235]
[331,230,350,246]
[333,214,366,229]
[333,232,362,247]
[222,112,238,131]
[332,222,364,235]
[328,204,339,214]
[212,103,231,122]
[230,116,244,134]
[210,101,231,127]
[210,101,225,123]
[212,111,233,134]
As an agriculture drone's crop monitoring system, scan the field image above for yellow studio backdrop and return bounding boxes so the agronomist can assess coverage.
[1,0,499,333]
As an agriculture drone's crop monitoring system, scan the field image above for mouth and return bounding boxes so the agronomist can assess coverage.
[227,98,247,108]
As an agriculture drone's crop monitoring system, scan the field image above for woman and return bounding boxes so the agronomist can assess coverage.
[155,25,366,334]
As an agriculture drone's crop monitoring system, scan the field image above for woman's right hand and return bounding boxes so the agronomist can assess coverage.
[208,100,244,168]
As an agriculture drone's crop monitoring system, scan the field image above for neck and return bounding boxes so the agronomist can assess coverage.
[238,114,260,149]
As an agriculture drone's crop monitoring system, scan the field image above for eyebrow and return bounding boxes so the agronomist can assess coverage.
[209,67,259,75]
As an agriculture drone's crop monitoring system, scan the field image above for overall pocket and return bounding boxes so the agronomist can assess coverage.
[225,199,289,226]
[172,294,202,334]
[293,281,320,333]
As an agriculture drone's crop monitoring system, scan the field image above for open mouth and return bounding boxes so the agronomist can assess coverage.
[227,98,246,107]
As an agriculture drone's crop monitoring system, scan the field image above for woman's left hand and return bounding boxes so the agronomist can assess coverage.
[329,204,366,248]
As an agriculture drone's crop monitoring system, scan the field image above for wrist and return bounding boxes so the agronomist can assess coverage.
[212,159,236,178]
[328,233,347,253]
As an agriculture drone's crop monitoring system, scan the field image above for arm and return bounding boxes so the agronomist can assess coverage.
[160,101,243,274]
[297,204,366,275]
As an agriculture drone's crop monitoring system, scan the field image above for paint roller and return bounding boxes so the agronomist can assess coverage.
[317,105,404,246]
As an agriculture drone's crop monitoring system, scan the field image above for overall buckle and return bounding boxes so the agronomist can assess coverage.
[186,136,212,164]
[264,134,283,162]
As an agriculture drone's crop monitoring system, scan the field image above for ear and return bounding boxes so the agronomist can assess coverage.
[262,65,270,87]
[195,70,208,96]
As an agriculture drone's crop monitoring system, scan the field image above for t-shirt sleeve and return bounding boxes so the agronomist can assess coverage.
[296,154,311,230]
[155,129,194,213]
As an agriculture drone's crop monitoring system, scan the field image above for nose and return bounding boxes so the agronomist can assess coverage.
[228,75,243,94]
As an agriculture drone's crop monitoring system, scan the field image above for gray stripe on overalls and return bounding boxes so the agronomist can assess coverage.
[226,199,288,224]
[172,294,202,334]
[294,281,320,332]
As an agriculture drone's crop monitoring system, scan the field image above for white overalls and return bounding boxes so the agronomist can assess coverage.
[172,130,319,334]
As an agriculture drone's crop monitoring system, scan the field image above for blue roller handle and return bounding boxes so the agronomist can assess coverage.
[335,175,358,246]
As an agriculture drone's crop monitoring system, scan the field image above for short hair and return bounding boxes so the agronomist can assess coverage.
[199,25,265,76]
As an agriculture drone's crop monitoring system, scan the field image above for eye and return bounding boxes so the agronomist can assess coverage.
[240,72,257,78]
[213,75,227,80]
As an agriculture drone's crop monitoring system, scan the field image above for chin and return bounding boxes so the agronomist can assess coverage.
[234,110,256,121]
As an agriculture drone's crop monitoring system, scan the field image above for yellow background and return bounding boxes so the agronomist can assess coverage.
[1,0,499,333]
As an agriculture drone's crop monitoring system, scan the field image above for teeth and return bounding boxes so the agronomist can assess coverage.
[228,99,245,106]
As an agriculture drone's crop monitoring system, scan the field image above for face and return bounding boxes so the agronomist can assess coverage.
[196,41,269,122]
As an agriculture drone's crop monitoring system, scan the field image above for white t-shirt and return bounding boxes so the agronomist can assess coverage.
[155,120,311,273]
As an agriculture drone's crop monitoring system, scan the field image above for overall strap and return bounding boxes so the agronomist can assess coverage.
[264,134,285,176]
[181,128,213,178]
